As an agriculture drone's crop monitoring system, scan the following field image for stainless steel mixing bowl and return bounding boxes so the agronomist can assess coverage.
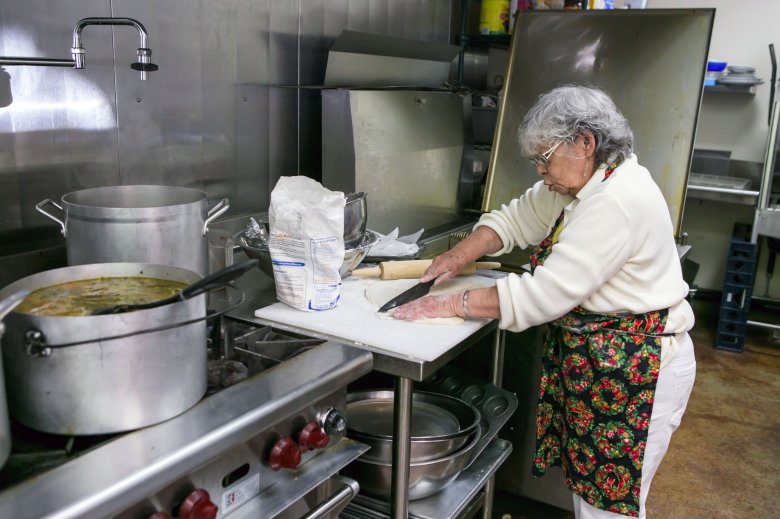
[346,390,480,463]
[344,192,368,249]
[235,229,379,279]
[341,422,480,500]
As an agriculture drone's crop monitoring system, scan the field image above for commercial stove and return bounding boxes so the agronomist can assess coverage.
[0,317,373,519]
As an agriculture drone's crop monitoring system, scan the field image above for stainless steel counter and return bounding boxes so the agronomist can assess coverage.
[215,252,497,382]
[0,340,373,518]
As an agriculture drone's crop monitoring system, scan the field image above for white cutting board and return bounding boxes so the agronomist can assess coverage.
[254,276,496,362]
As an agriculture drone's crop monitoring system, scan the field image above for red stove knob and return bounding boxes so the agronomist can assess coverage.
[179,489,218,519]
[268,436,302,470]
[299,420,330,451]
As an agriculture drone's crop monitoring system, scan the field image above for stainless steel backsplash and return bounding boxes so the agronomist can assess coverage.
[0,0,452,284]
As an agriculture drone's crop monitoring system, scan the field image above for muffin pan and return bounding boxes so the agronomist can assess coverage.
[417,365,517,468]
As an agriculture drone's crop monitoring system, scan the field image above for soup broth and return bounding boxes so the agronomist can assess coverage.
[17,277,189,317]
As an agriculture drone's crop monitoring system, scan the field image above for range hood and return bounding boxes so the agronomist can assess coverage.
[324,30,458,88]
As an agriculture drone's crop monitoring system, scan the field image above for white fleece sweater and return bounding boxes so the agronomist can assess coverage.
[475,154,694,365]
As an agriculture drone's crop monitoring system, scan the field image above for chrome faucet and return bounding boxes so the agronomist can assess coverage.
[0,17,158,80]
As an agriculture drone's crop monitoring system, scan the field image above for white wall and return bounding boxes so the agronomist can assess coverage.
[648,0,776,162]
[647,0,778,294]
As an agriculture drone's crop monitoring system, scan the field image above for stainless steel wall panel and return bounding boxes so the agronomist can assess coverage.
[300,1,332,181]
[346,0,370,32]
[321,1,350,40]
[416,0,434,39]
[266,1,303,208]
[301,2,328,84]
[367,0,389,35]
[0,0,116,233]
[300,0,452,181]
[386,0,406,37]
[111,1,203,187]
[313,0,451,47]
[0,0,453,278]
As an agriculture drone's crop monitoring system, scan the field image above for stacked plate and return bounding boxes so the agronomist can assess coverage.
[718,65,763,85]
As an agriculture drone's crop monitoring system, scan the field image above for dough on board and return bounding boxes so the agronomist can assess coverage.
[364,277,490,325]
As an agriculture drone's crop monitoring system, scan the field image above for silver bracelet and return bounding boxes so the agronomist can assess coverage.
[462,290,473,319]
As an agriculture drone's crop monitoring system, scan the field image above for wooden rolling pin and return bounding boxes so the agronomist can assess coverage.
[352,260,501,280]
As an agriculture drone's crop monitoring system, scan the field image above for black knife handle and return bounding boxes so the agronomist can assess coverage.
[378,279,435,313]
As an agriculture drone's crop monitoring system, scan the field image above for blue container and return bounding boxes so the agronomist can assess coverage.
[707,61,727,72]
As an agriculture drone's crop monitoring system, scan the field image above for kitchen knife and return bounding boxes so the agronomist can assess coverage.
[378,279,435,313]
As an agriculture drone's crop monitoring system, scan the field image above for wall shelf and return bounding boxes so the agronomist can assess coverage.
[704,84,758,95]
[460,33,512,49]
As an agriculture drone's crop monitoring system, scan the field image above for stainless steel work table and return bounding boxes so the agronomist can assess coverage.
[217,261,505,519]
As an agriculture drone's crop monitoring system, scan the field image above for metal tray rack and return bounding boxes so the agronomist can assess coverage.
[342,439,512,519]
[342,371,517,519]
[688,173,752,190]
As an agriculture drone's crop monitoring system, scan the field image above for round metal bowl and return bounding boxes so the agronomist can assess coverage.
[346,390,481,463]
[341,422,480,500]
[234,229,379,279]
[344,192,368,249]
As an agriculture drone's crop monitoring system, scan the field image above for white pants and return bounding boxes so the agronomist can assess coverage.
[572,333,697,519]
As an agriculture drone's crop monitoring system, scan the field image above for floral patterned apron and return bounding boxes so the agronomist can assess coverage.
[529,166,670,517]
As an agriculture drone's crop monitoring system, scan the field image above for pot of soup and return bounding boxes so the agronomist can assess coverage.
[35,185,229,276]
[0,263,208,435]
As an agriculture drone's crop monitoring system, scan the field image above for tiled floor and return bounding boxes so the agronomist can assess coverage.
[492,295,780,518]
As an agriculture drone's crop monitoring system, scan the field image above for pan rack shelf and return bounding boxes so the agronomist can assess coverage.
[460,33,512,50]
[704,84,758,95]
[344,439,512,519]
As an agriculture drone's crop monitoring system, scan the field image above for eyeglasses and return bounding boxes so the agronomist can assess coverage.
[529,140,563,167]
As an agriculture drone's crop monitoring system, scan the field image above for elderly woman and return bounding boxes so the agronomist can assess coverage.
[392,85,696,519]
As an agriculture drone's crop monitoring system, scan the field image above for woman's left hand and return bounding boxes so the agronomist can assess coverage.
[390,293,460,321]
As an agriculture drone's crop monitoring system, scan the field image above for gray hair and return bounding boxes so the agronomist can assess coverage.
[518,85,633,167]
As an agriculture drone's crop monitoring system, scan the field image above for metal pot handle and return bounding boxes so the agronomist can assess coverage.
[35,199,67,237]
[299,476,359,519]
[23,284,245,355]
[203,197,230,235]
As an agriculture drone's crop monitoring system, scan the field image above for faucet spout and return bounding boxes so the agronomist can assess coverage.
[0,16,157,80]
[71,17,157,79]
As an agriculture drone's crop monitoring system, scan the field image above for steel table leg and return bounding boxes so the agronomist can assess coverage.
[482,329,506,519]
[391,376,413,518]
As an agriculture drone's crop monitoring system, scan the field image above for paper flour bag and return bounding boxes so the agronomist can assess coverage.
[268,176,345,311]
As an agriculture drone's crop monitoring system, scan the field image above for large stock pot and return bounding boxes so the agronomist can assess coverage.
[0,291,29,468]
[36,185,229,276]
[0,263,208,435]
